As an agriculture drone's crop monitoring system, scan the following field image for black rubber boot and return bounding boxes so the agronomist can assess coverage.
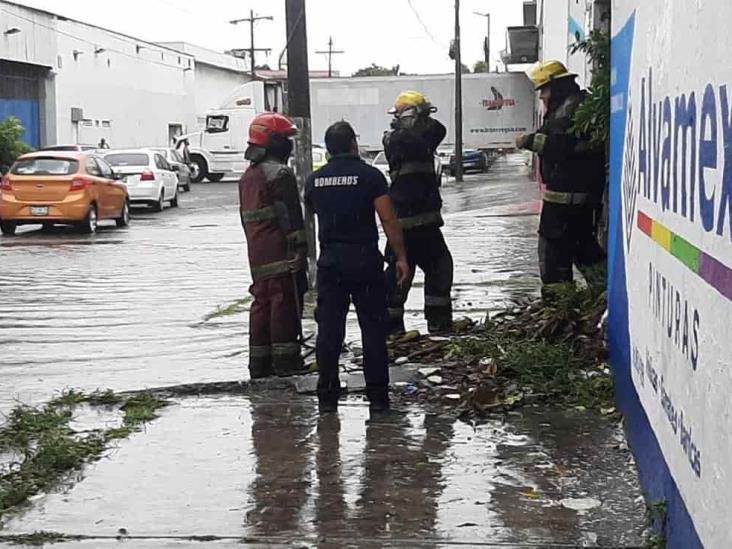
[318,390,340,414]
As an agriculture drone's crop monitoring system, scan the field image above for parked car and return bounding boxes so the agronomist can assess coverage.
[312,146,328,171]
[40,144,99,152]
[371,152,443,183]
[0,151,130,235]
[150,147,192,192]
[448,149,490,176]
[103,149,179,211]
[288,145,329,172]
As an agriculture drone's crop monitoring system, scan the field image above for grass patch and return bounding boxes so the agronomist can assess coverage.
[203,297,250,321]
[0,531,80,546]
[445,284,613,412]
[0,391,167,519]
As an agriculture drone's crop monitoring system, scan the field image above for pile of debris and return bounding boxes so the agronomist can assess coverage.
[387,286,614,418]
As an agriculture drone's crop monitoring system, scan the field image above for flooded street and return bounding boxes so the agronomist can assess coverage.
[0,154,646,547]
[0,153,540,415]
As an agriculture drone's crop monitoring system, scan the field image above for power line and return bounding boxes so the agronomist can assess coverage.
[229,10,274,77]
[315,36,344,78]
[406,0,445,47]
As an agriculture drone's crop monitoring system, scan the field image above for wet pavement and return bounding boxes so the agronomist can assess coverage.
[0,153,541,416]
[1,394,645,548]
[0,153,647,547]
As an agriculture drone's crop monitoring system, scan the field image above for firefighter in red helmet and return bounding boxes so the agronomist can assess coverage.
[239,112,308,378]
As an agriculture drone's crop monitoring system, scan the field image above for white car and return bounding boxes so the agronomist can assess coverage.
[103,150,179,211]
[372,152,391,180]
[371,152,443,183]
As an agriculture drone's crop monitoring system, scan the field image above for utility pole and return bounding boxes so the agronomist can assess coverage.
[473,11,490,69]
[285,0,316,281]
[230,10,273,78]
[454,0,464,182]
[316,36,344,78]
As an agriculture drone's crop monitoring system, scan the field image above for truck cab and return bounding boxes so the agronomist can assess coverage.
[181,80,285,183]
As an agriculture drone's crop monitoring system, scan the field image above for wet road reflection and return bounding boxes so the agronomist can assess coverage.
[3,395,645,547]
[0,153,540,415]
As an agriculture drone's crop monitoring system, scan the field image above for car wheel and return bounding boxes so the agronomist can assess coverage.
[153,189,165,212]
[78,205,98,234]
[207,173,224,183]
[171,189,179,208]
[0,220,17,236]
[116,201,130,227]
[189,156,207,184]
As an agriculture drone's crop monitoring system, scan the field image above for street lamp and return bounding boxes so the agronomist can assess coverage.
[473,11,490,69]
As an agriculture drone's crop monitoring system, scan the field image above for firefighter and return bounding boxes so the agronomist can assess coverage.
[515,61,606,295]
[239,112,308,378]
[305,121,410,415]
[383,91,453,334]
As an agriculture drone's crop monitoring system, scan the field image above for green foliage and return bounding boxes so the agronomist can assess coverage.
[352,63,401,77]
[473,60,488,73]
[570,30,610,147]
[0,390,167,518]
[460,63,471,74]
[0,117,32,169]
[0,531,79,546]
[446,284,613,410]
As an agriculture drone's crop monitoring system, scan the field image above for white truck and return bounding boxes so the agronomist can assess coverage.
[182,72,535,182]
[180,80,285,183]
[309,72,536,153]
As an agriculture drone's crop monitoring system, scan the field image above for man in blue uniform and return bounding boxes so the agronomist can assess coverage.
[305,121,410,415]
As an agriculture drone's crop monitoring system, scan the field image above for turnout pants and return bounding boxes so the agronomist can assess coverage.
[538,201,607,291]
[248,273,305,378]
[385,225,454,334]
[316,246,389,405]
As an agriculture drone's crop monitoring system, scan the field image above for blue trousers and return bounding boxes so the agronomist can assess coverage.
[315,245,389,403]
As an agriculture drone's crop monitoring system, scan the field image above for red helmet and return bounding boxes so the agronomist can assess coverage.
[248,112,298,147]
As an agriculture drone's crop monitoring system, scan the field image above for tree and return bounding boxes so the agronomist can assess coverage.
[461,63,471,74]
[352,63,400,77]
[570,30,609,147]
[473,60,488,73]
[0,117,31,171]
[255,64,272,71]
[570,30,610,251]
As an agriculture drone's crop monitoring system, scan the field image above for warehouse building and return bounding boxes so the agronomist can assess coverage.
[0,0,252,149]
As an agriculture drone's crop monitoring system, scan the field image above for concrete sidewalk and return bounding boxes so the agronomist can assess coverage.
[2,392,646,548]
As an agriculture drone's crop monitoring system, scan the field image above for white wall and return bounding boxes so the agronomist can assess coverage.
[537,0,596,88]
[52,19,196,148]
[612,1,732,546]
[0,1,197,148]
[191,63,249,127]
[0,2,57,68]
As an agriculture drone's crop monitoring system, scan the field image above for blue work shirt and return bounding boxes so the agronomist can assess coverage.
[305,154,388,249]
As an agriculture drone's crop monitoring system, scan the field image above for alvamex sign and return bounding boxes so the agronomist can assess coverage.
[635,67,732,241]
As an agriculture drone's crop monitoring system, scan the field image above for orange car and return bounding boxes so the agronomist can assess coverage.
[0,152,130,235]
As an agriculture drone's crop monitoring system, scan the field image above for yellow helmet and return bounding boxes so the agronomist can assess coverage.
[388,91,438,115]
[528,60,577,90]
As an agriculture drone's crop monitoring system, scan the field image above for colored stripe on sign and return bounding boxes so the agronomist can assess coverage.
[637,211,732,302]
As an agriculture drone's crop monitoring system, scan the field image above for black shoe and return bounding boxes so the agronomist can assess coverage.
[368,398,390,420]
[319,398,339,414]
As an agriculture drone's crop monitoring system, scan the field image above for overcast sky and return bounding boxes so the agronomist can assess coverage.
[13,0,526,75]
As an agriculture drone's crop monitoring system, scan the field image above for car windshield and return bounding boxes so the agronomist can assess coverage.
[11,158,78,176]
[373,152,388,165]
[104,153,150,167]
[313,151,324,162]
[171,150,184,163]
